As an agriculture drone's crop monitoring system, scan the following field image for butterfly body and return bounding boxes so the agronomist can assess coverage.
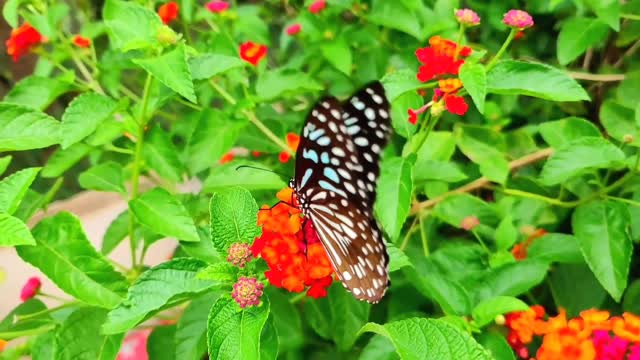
[290,82,392,303]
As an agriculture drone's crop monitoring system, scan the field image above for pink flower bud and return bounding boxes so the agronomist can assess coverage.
[231,277,264,308]
[503,9,534,30]
[460,216,480,231]
[20,277,41,301]
[206,1,229,13]
[286,23,301,36]
[455,8,480,26]
[226,243,252,268]
[309,0,326,14]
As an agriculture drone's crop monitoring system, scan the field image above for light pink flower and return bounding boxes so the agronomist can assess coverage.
[309,0,326,14]
[455,8,480,26]
[461,216,480,231]
[231,277,264,308]
[227,243,252,268]
[286,23,301,36]
[503,9,534,30]
[20,277,41,301]
[206,1,229,13]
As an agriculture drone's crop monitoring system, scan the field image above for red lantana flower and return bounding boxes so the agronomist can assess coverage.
[279,133,300,163]
[415,35,471,83]
[72,35,91,48]
[252,188,334,299]
[239,41,267,66]
[432,79,469,116]
[158,2,179,24]
[5,23,42,62]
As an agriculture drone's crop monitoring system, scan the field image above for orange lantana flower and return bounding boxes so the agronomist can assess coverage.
[279,133,300,163]
[536,327,596,360]
[612,312,640,343]
[252,188,334,299]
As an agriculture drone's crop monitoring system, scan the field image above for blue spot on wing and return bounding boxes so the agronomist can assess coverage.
[303,148,319,163]
[320,152,330,164]
[324,167,339,183]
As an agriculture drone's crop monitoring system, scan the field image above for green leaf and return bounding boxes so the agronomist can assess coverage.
[260,315,279,360]
[207,296,270,360]
[623,280,640,314]
[60,93,118,149]
[175,292,222,360]
[495,215,518,251]
[368,0,422,40]
[477,333,515,360]
[0,167,40,214]
[103,258,215,334]
[2,0,19,27]
[433,194,499,228]
[0,213,36,246]
[203,162,287,192]
[103,0,162,51]
[359,318,490,360]
[381,69,424,102]
[387,242,411,272]
[16,212,128,308]
[255,69,323,101]
[538,117,602,148]
[416,131,456,162]
[55,307,124,360]
[3,75,73,111]
[321,39,352,75]
[549,264,607,317]
[414,160,467,183]
[390,91,421,139]
[209,187,260,254]
[487,60,590,101]
[540,137,625,185]
[32,331,56,360]
[557,17,610,65]
[78,161,126,194]
[133,44,196,103]
[375,155,414,241]
[266,289,303,352]
[102,211,129,255]
[0,156,11,176]
[189,53,246,80]
[0,299,51,337]
[0,103,60,151]
[455,126,508,184]
[585,0,620,30]
[359,335,399,360]
[197,263,238,283]
[41,143,92,178]
[181,227,222,263]
[459,63,487,114]
[471,296,529,327]
[143,125,184,182]
[469,260,549,303]
[572,200,632,301]
[147,325,177,360]
[527,233,584,264]
[129,188,200,242]
[185,109,245,174]
[600,100,638,145]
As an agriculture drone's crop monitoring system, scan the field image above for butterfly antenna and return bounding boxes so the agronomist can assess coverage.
[235,165,291,179]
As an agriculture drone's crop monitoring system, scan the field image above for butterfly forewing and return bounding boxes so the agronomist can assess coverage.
[292,81,391,303]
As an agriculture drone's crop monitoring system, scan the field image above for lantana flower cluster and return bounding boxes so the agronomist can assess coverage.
[504,306,640,360]
[251,188,335,299]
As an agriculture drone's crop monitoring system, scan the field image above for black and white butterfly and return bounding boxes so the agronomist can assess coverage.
[289,81,392,303]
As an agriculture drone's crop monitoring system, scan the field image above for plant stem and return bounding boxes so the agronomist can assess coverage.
[243,110,293,154]
[419,212,430,256]
[209,79,237,105]
[453,24,465,60]
[486,28,516,71]
[0,325,56,340]
[471,230,490,254]
[127,74,154,269]
[399,216,419,251]
[16,301,77,321]
[289,292,306,304]
[621,13,640,21]
[410,148,554,214]
[568,72,625,82]
[607,196,640,207]
[500,188,580,207]
[41,177,64,211]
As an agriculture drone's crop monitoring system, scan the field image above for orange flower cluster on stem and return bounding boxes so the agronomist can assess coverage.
[251,188,334,299]
[409,36,472,122]
[505,305,640,360]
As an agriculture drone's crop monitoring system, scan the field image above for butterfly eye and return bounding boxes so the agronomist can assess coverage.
[290,81,392,303]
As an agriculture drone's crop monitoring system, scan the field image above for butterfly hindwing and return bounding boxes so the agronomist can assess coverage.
[292,81,391,303]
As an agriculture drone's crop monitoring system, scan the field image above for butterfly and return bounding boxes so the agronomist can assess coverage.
[289,81,392,303]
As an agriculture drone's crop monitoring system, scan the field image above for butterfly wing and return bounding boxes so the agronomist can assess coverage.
[292,82,391,303]
[340,81,392,210]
